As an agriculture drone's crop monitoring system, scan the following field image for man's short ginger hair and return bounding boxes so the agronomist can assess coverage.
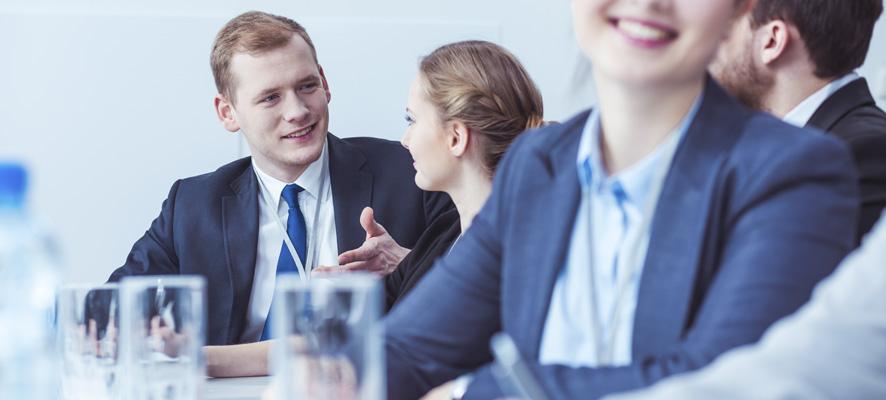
[211,11,318,101]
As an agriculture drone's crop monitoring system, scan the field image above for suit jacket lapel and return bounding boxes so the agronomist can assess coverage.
[506,114,586,358]
[807,78,877,132]
[221,165,259,344]
[632,78,749,356]
[327,134,372,254]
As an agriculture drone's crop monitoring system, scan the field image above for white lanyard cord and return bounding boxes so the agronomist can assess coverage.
[256,156,329,282]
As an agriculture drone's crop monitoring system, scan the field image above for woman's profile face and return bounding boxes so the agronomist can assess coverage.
[401,75,457,192]
[572,0,741,88]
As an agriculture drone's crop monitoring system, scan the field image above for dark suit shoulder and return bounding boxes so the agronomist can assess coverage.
[809,78,886,144]
[340,136,404,150]
[829,104,886,144]
[339,136,413,166]
[330,135,416,183]
[174,157,252,195]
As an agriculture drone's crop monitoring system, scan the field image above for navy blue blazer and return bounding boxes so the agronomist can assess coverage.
[384,80,860,399]
[108,134,452,345]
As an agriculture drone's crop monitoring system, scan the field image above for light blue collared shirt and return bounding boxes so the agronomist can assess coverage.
[539,97,702,367]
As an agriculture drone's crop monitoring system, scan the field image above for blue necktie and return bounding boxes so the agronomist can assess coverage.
[260,184,307,340]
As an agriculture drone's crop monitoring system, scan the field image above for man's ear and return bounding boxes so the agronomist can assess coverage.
[448,120,471,158]
[758,20,790,66]
[319,64,332,104]
[214,94,240,133]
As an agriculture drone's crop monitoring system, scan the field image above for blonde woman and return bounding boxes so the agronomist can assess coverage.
[382,40,544,310]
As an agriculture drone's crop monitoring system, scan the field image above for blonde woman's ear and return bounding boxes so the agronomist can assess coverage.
[449,120,471,157]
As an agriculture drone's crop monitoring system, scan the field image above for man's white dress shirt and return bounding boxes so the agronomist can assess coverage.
[607,210,886,400]
[240,141,339,342]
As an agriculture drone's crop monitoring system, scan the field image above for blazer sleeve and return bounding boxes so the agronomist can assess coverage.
[605,211,886,400]
[107,180,182,281]
[460,132,860,399]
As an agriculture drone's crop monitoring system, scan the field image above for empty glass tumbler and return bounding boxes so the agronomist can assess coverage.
[57,283,120,400]
[271,273,384,400]
[119,276,206,400]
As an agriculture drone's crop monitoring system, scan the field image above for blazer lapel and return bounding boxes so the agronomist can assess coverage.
[221,165,259,344]
[327,134,372,254]
[807,78,877,132]
[632,78,749,356]
[506,114,587,358]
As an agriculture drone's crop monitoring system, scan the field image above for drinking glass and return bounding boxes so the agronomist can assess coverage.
[57,283,119,400]
[271,273,383,400]
[119,276,205,400]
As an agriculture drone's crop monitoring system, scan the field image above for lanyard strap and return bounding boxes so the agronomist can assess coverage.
[256,152,329,281]
[584,131,679,366]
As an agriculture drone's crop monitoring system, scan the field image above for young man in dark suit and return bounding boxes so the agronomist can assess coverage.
[711,0,886,240]
[106,11,451,349]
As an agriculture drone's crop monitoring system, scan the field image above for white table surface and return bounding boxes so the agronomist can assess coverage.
[205,376,271,400]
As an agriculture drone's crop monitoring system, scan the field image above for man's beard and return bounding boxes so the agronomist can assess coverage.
[711,49,773,112]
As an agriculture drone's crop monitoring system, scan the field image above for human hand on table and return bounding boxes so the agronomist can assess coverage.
[149,315,189,358]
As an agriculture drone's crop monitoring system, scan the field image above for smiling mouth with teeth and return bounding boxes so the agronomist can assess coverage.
[611,18,678,45]
[283,123,316,139]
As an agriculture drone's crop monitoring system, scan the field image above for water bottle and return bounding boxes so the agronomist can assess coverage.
[0,162,60,399]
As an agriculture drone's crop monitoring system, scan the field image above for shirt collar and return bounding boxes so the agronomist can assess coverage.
[783,72,860,127]
[253,139,329,210]
[577,93,703,208]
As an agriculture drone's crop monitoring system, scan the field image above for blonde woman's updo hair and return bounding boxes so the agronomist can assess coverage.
[419,40,544,178]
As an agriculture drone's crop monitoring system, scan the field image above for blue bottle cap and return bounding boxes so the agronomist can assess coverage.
[0,162,27,209]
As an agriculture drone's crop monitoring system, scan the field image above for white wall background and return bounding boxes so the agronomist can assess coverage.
[1,0,885,284]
